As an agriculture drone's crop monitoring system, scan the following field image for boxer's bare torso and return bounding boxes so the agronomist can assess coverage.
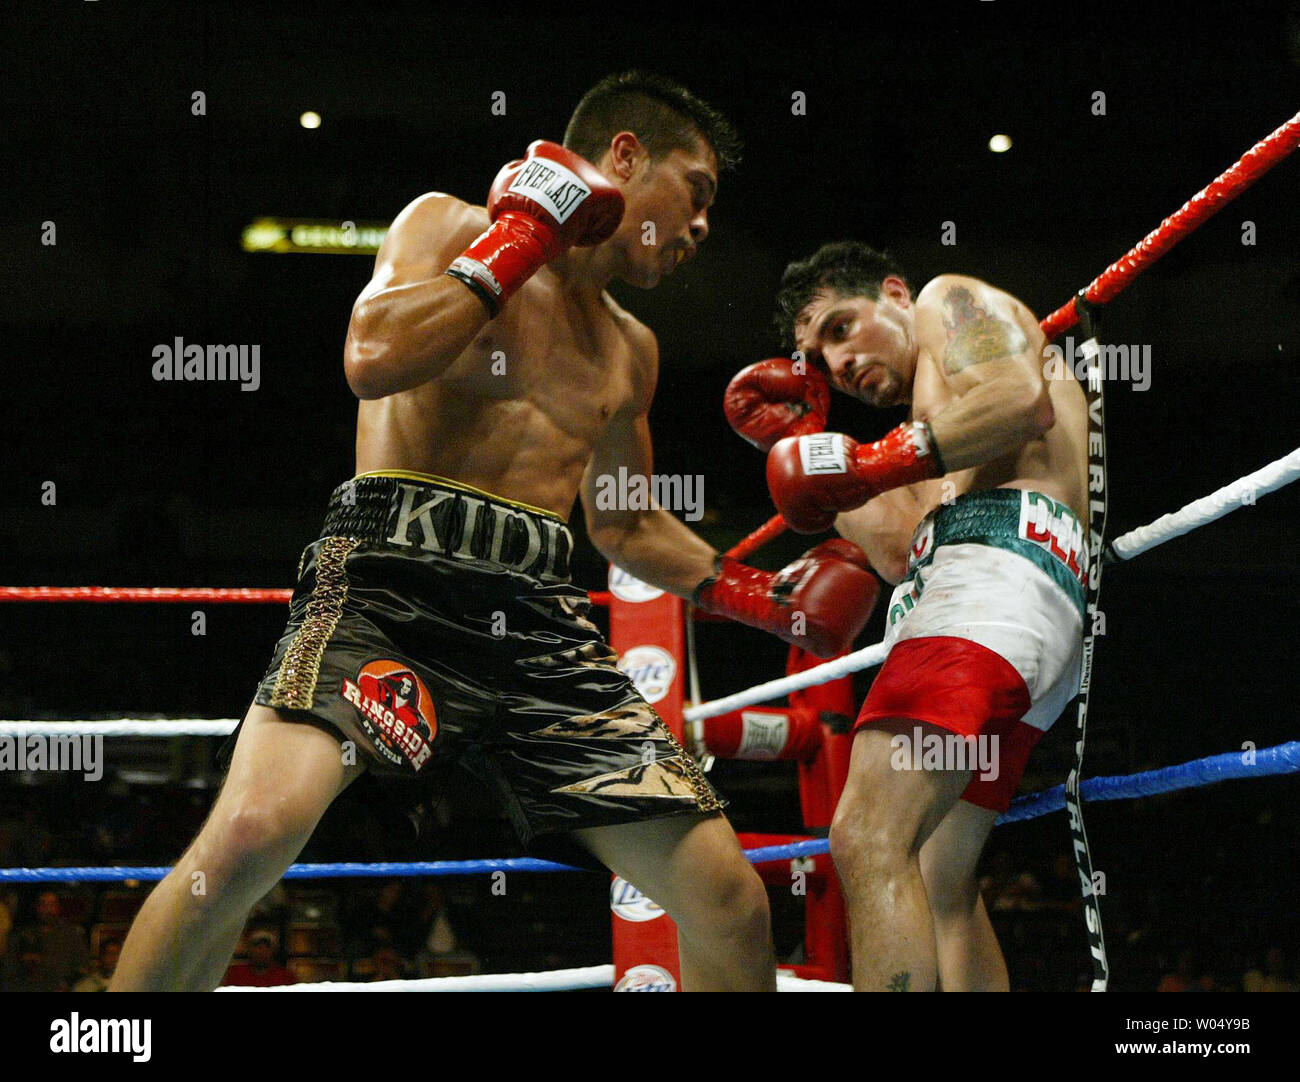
[835,275,1089,583]
[351,194,655,521]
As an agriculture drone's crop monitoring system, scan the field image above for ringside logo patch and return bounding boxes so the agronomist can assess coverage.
[617,645,676,704]
[608,565,665,603]
[342,659,437,771]
[614,964,677,992]
[610,876,667,923]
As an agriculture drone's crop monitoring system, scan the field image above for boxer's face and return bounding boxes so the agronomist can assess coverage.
[609,136,717,288]
[794,279,917,407]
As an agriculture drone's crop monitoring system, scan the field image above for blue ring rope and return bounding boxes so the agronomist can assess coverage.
[3,740,1295,883]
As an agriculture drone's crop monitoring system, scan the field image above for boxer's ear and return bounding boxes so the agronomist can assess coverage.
[881,275,913,307]
[608,131,644,181]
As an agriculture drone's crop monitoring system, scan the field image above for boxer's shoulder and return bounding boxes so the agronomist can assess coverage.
[916,274,1038,330]
[916,273,1001,311]
[387,192,488,252]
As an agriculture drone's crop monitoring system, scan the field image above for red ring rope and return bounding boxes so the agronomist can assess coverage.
[1040,110,1300,339]
[0,586,291,603]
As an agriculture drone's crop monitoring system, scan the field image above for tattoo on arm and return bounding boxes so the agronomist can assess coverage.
[940,286,1029,374]
[887,971,911,992]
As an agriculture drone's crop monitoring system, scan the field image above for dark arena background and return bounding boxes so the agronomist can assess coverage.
[1,0,1297,1002]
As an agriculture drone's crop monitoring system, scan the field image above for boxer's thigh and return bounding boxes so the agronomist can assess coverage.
[195,702,363,877]
[835,719,973,853]
[572,810,764,931]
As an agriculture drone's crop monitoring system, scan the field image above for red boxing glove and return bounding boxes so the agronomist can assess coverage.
[445,141,625,316]
[767,423,947,533]
[693,539,880,659]
[724,358,831,452]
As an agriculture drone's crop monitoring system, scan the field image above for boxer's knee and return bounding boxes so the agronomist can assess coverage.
[920,834,973,903]
[831,732,919,870]
[830,795,912,875]
[718,863,770,941]
[833,721,973,871]
[678,858,769,946]
[923,863,981,920]
[920,800,997,918]
[186,794,314,902]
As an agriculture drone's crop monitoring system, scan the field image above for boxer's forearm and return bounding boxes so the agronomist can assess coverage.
[590,508,718,599]
[344,277,490,399]
[926,375,1054,471]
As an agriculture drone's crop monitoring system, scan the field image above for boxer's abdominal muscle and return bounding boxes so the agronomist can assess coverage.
[353,284,640,523]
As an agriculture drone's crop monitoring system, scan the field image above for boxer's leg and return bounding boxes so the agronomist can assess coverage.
[919,799,1006,991]
[110,704,363,991]
[829,719,971,992]
[574,812,775,991]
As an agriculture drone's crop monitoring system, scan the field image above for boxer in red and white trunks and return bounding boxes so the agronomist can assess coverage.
[111,75,880,992]
[728,241,1088,991]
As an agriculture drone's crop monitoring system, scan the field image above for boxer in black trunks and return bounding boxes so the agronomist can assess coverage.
[111,72,878,992]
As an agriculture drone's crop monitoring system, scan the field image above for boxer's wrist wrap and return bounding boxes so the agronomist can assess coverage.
[916,419,948,476]
[691,554,726,607]
[444,257,502,318]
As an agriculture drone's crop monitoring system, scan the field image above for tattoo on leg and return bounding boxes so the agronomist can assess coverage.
[887,970,911,992]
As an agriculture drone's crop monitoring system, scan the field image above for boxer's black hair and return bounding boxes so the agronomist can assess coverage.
[564,71,741,172]
[775,242,914,350]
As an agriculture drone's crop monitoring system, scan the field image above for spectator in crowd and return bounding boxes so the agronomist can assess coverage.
[0,928,64,992]
[1157,948,1199,992]
[979,850,1043,912]
[73,937,122,992]
[13,809,54,867]
[414,884,479,977]
[248,882,290,925]
[1041,854,1084,914]
[367,946,408,982]
[0,890,13,957]
[371,880,424,957]
[28,891,90,987]
[222,929,295,988]
[1243,947,1298,992]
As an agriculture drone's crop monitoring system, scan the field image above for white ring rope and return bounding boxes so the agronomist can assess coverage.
[683,641,890,722]
[3,450,1296,738]
[775,972,851,992]
[216,964,849,992]
[0,719,236,737]
[220,965,615,993]
[1107,446,1299,561]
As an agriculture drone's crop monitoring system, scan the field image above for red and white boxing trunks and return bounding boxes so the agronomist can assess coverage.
[856,488,1087,812]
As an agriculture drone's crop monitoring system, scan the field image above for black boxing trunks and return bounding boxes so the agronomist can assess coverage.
[249,471,722,845]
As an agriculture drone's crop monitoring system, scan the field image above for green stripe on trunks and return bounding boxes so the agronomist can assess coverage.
[910,489,1087,619]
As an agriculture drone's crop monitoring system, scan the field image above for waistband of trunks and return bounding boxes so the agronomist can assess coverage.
[909,488,1089,614]
[320,472,574,585]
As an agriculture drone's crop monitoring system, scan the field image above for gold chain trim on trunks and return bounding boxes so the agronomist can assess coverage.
[658,721,723,813]
[268,536,361,710]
